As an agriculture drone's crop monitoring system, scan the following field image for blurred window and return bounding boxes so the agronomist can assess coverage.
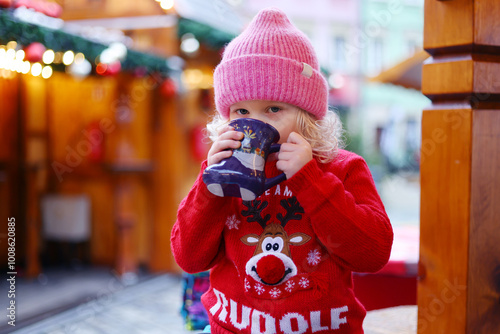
[333,36,347,71]
[406,39,420,57]
[404,0,424,6]
[367,38,384,75]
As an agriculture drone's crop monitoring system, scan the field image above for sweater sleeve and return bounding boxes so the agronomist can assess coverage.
[286,155,393,273]
[170,161,232,273]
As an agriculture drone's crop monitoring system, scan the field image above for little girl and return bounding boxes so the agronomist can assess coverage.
[171,7,393,334]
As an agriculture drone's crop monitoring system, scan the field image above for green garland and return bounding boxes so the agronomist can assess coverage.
[177,17,235,50]
[0,9,170,75]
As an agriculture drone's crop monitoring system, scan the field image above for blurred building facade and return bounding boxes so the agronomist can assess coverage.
[242,0,429,174]
[358,0,428,173]
[243,0,362,119]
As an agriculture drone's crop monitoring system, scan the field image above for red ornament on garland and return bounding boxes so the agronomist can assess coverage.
[13,0,63,17]
[96,63,107,76]
[42,1,62,18]
[160,78,177,98]
[30,0,44,12]
[106,61,121,76]
[13,0,29,8]
[24,42,46,62]
[0,0,13,8]
[95,61,121,76]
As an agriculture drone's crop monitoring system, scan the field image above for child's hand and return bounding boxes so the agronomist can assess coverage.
[207,125,244,166]
[276,132,313,179]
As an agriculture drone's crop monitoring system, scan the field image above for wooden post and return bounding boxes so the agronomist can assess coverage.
[113,173,137,276]
[150,94,187,273]
[110,163,153,277]
[419,0,500,332]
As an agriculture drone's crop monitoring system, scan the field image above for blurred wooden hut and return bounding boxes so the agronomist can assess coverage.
[0,0,236,278]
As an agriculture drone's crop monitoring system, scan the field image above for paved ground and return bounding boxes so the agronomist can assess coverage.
[379,173,420,228]
[4,273,193,334]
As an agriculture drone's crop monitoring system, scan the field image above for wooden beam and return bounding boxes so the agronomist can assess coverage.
[420,0,500,332]
[64,15,177,31]
[419,106,471,333]
[60,0,164,21]
[467,109,500,333]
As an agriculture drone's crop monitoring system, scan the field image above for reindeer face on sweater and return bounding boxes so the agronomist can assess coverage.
[240,198,311,286]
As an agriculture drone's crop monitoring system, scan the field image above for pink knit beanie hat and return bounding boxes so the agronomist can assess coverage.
[213,7,329,120]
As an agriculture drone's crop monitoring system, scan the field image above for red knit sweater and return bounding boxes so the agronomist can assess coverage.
[171,149,393,334]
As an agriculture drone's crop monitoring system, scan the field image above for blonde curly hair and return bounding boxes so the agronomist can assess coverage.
[206,108,344,164]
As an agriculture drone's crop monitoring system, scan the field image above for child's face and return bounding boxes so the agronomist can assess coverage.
[229,100,300,144]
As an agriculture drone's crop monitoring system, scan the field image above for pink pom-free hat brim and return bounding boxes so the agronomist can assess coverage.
[214,54,328,120]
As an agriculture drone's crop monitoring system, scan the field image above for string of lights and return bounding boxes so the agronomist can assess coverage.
[0,8,170,79]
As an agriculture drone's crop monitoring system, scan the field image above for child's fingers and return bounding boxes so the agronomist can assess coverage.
[209,132,242,153]
[287,132,308,145]
[277,151,294,161]
[276,132,312,178]
[209,150,233,165]
[216,124,232,135]
[213,139,242,152]
[276,159,292,171]
[279,133,308,153]
[218,130,244,141]
[217,124,236,136]
[207,130,243,165]
[278,143,295,153]
[212,131,243,151]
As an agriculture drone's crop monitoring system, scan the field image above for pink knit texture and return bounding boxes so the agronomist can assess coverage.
[213,7,329,120]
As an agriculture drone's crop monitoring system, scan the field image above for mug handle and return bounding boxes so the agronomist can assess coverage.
[264,144,287,190]
[269,143,281,154]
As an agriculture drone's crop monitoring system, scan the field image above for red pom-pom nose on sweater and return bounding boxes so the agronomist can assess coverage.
[255,255,285,285]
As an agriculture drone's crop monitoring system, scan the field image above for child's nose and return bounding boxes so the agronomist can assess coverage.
[249,115,264,122]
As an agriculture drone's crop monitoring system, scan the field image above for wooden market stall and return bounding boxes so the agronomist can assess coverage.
[0,0,228,279]
[0,66,190,276]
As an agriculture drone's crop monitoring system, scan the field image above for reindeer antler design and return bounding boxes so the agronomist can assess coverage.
[241,200,270,229]
[277,197,305,227]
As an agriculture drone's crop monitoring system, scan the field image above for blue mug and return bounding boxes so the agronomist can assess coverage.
[203,118,287,201]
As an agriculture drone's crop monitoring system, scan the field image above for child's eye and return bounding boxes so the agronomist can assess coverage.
[269,106,281,113]
[235,109,250,115]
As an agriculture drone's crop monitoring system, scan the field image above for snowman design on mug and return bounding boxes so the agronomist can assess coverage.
[203,118,287,201]
[233,129,265,172]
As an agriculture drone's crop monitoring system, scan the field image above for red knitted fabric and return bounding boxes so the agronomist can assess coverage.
[171,150,393,333]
